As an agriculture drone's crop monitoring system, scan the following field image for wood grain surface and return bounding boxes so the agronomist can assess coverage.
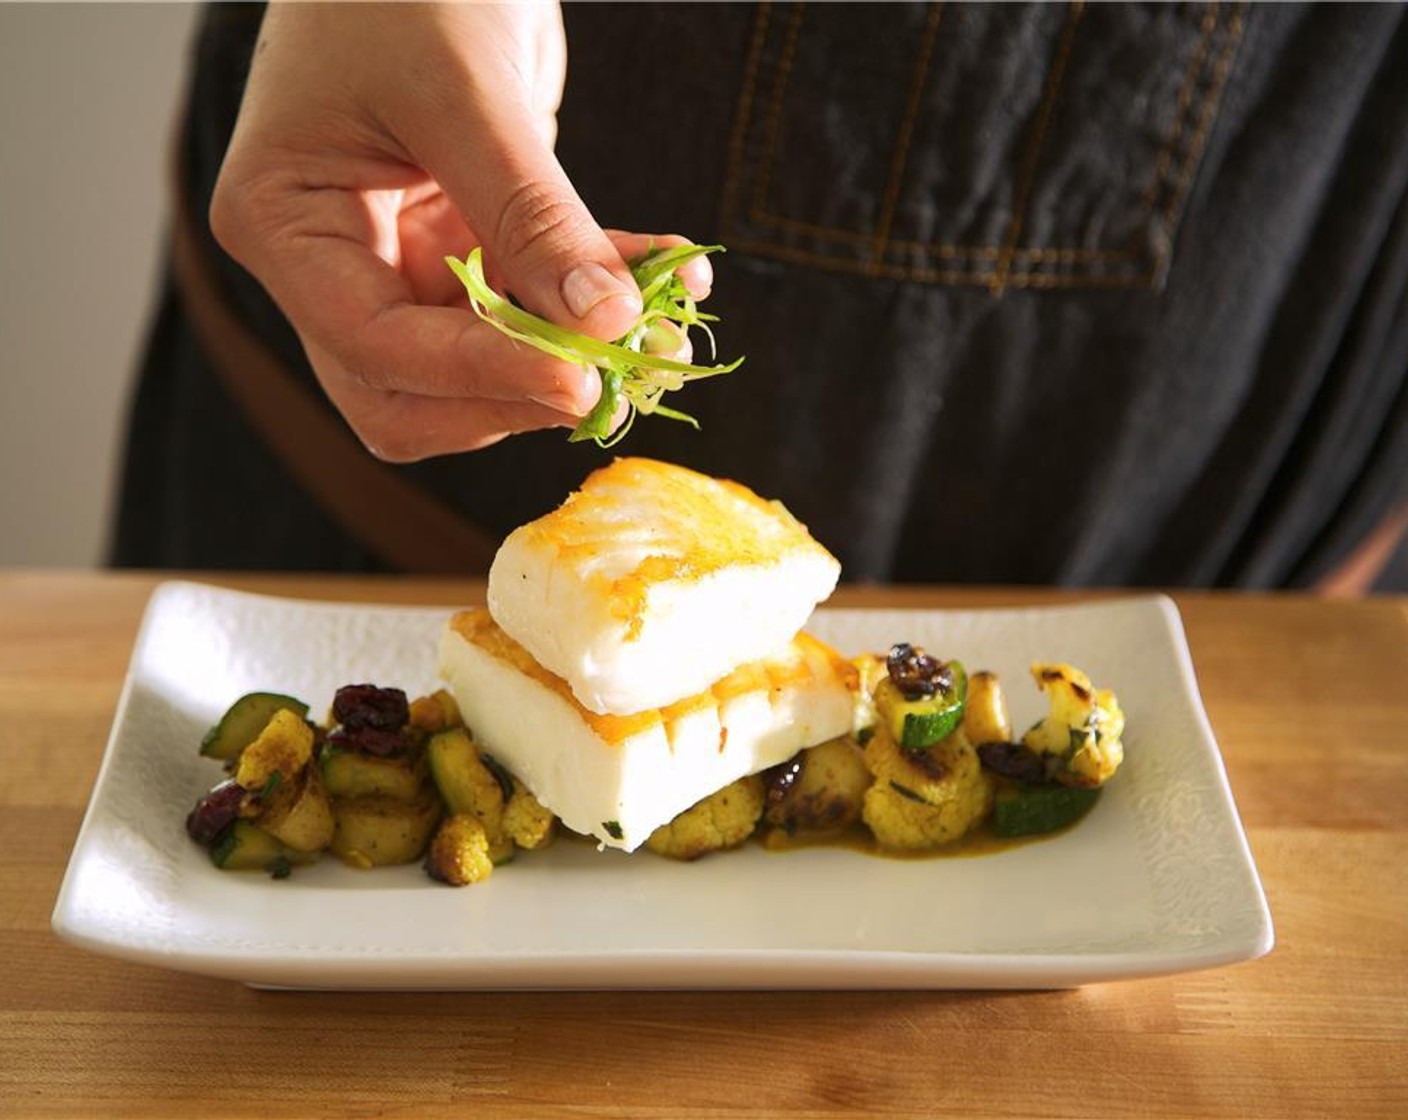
[2,571,1405,1119]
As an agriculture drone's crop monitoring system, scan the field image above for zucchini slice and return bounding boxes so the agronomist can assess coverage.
[876,661,968,749]
[321,744,428,802]
[426,728,516,864]
[210,820,314,872]
[200,692,309,762]
[426,728,499,816]
[992,781,1101,837]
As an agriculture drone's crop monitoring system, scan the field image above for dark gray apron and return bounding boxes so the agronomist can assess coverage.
[112,2,1408,589]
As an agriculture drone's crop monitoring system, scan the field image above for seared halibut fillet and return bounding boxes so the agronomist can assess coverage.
[487,458,841,716]
[437,609,856,852]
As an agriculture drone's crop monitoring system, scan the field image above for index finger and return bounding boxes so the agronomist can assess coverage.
[253,220,602,413]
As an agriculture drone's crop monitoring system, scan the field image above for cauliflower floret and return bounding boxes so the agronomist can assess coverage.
[646,776,765,861]
[502,780,555,851]
[764,736,872,834]
[424,813,494,886]
[1023,663,1125,787]
[234,708,314,795]
[861,726,993,849]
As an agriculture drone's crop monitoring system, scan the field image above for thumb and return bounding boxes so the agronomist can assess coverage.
[406,88,642,342]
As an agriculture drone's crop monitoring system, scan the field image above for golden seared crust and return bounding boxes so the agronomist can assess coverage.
[516,458,837,638]
[795,632,861,693]
[448,609,663,744]
[446,609,854,750]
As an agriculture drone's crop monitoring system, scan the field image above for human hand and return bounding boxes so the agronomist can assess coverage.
[210,2,712,461]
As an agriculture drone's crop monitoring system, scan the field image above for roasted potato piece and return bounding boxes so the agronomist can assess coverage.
[1023,663,1125,788]
[259,766,335,853]
[646,776,765,861]
[425,813,494,886]
[961,671,1012,746]
[861,726,993,850]
[330,791,442,868]
[764,737,872,833]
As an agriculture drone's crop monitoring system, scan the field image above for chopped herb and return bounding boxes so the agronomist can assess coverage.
[602,820,624,841]
[258,770,283,801]
[856,726,875,746]
[888,781,931,806]
[447,245,743,448]
[269,857,293,880]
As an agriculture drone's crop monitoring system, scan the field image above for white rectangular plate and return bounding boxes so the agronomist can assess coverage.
[53,581,1272,990]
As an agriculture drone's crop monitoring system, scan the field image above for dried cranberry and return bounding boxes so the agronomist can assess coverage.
[327,724,405,757]
[185,780,245,848]
[886,643,951,700]
[351,727,405,756]
[976,741,1052,784]
[332,684,409,732]
[762,758,803,807]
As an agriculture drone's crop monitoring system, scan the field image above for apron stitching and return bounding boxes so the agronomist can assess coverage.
[750,0,806,224]
[1154,2,1248,280]
[723,0,1209,287]
[991,0,1086,296]
[868,1,945,274]
[734,207,1137,263]
[727,234,1155,289]
[717,2,772,238]
[1134,2,1223,237]
[732,0,1126,267]
[745,211,1133,263]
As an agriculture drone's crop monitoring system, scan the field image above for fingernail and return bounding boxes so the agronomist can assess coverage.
[561,262,641,320]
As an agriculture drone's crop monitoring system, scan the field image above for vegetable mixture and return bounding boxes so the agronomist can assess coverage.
[184,647,1126,885]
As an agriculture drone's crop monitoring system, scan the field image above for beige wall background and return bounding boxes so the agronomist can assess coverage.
[0,3,199,567]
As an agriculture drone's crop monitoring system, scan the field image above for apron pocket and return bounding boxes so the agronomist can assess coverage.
[719,1,1248,292]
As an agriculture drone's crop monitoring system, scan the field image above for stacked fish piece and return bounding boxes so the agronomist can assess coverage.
[436,457,855,851]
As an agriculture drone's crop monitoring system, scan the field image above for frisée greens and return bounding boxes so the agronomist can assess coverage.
[446,244,743,448]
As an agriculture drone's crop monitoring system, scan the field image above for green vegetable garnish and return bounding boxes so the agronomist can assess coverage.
[992,782,1101,838]
[446,244,743,448]
[602,820,624,840]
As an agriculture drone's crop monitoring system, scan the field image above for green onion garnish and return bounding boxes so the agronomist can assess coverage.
[446,244,743,448]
